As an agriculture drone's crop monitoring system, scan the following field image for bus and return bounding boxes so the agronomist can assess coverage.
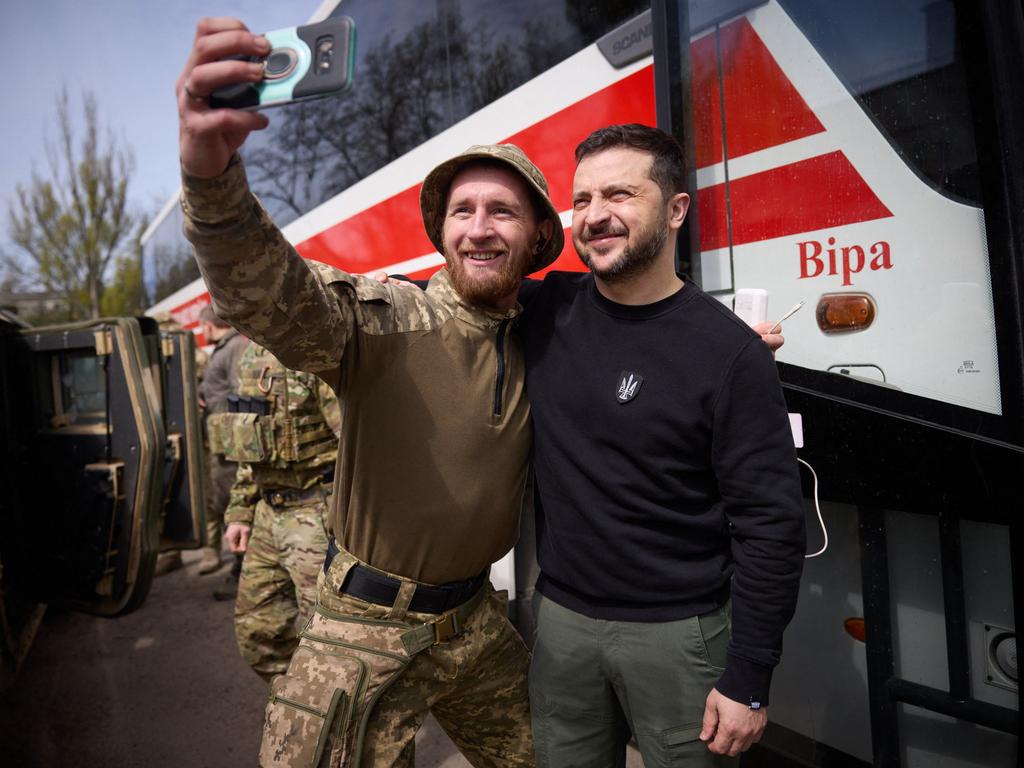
[145,1,1024,765]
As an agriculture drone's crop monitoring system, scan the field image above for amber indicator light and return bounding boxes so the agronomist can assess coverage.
[816,293,876,333]
[844,617,866,643]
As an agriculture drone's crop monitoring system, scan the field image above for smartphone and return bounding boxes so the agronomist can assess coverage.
[210,17,356,111]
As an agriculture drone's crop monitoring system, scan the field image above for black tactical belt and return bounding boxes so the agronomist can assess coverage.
[324,539,488,615]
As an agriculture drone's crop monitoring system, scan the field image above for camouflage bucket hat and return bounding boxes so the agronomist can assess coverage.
[420,143,565,274]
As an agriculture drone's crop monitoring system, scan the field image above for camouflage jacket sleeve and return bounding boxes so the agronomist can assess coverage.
[180,155,427,390]
[317,378,342,439]
[224,463,258,526]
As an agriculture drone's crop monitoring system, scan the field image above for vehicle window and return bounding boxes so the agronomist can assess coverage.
[36,350,106,430]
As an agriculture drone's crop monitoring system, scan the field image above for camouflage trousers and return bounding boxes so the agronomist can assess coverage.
[235,492,331,680]
[259,545,534,768]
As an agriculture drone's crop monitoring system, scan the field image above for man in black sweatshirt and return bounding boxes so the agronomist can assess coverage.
[519,124,805,766]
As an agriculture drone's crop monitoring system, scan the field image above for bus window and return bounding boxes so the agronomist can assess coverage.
[140,202,198,307]
[696,0,1003,421]
[242,0,650,225]
[780,0,980,204]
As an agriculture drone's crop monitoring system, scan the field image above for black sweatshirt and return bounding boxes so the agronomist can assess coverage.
[517,273,805,706]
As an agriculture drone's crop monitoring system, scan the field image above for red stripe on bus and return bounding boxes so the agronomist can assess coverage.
[698,151,892,251]
[692,30,724,169]
[692,18,824,168]
[169,292,211,326]
[296,184,434,273]
[717,18,825,162]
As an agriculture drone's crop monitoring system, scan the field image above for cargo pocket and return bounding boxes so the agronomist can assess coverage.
[205,412,234,456]
[261,607,415,768]
[662,723,702,748]
[260,645,368,768]
[225,412,273,463]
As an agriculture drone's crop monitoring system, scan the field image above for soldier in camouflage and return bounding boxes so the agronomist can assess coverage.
[178,18,562,767]
[197,304,249,577]
[209,341,341,681]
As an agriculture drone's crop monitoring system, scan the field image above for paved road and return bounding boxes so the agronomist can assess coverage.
[0,548,471,767]
[0,547,647,767]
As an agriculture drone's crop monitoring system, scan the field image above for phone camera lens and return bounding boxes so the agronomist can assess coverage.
[262,48,297,80]
[315,37,334,73]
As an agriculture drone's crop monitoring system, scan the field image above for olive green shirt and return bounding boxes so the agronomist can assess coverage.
[181,156,530,583]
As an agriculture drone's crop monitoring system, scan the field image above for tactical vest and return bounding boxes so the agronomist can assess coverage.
[208,344,337,473]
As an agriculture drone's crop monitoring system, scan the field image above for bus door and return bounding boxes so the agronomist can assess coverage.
[656,0,1024,766]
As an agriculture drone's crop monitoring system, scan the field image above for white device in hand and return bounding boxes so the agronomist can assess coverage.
[733,288,768,327]
[768,301,805,334]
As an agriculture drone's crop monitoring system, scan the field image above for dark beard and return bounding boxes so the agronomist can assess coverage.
[577,214,668,284]
[447,252,526,308]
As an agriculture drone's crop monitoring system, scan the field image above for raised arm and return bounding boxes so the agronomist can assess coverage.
[177,20,358,381]
[180,156,355,383]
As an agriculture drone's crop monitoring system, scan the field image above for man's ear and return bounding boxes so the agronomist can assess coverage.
[536,218,555,251]
[668,192,690,231]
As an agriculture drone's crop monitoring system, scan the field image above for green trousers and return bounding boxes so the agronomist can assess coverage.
[529,594,738,768]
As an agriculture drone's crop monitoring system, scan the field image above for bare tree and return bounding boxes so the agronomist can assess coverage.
[6,89,136,320]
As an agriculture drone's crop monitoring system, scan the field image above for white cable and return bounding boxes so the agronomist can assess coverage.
[798,457,828,558]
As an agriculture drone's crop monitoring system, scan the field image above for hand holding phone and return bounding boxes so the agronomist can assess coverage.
[210,17,356,111]
[178,18,270,179]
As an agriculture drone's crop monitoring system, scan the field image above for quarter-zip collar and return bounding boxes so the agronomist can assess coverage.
[425,268,521,329]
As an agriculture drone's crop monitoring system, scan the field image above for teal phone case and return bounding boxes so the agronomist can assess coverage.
[209,17,355,111]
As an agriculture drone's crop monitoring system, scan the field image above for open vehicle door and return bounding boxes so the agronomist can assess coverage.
[155,327,207,551]
[0,317,208,687]
[0,318,164,636]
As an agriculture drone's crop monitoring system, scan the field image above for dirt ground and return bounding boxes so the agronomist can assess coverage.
[0,548,472,768]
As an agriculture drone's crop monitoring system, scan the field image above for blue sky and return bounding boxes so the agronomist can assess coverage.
[0,0,322,258]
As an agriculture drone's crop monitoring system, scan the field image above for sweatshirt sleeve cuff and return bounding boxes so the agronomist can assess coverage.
[716,654,775,708]
[180,153,252,226]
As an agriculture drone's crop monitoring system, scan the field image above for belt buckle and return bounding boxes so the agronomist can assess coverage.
[433,609,460,643]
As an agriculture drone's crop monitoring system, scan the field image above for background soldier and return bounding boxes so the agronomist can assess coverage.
[209,341,340,680]
[196,305,249,580]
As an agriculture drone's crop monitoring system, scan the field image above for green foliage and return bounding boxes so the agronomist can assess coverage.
[101,254,144,317]
[5,89,138,320]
